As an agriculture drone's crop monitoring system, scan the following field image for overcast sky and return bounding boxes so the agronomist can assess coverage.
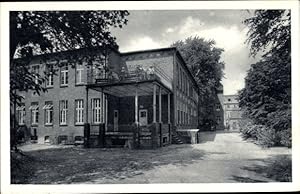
[111,10,261,95]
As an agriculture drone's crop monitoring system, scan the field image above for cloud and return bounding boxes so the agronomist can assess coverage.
[121,36,164,52]
[177,16,246,52]
[179,16,205,35]
[166,27,175,33]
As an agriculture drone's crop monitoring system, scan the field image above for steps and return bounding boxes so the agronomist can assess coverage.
[171,132,184,144]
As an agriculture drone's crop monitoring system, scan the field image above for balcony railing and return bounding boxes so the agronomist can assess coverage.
[87,65,172,89]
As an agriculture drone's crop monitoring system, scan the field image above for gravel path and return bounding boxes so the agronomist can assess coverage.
[87,132,291,183]
[15,132,291,184]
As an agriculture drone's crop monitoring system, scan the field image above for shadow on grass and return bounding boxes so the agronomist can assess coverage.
[231,176,267,183]
[231,154,292,183]
[12,144,209,184]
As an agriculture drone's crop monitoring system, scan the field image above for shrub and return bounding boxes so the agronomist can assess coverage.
[240,121,260,140]
[278,129,292,148]
[256,127,281,147]
[240,119,291,147]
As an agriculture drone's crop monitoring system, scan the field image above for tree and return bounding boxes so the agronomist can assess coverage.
[239,10,291,146]
[171,36,225,128]
[10,11,129,149]
[243,10,290,57]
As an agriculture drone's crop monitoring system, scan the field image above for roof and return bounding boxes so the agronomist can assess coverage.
[121,47,177,55]
[13,45,120,62]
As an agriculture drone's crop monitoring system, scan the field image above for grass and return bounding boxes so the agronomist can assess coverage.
[238,154,292,182]
[11,145,205,184]
[264,155,292,182]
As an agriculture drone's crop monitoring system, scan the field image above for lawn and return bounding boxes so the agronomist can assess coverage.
[11,144,205,184]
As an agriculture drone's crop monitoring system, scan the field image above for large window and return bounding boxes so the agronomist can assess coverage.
[92,98,101,123]
[76,64,84,84]
[17,104,25,125]
[44,101,53,125]
[60,64,68,86]
[75,99,84,124]
[59,100,68,125]
[29,102,39,125]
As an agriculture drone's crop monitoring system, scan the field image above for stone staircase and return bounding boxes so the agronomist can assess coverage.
[171,132,184,144]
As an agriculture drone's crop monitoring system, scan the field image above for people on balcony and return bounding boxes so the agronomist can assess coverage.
[147,66,155,80]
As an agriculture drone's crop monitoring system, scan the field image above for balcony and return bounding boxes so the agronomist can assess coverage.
[87,65,172,90]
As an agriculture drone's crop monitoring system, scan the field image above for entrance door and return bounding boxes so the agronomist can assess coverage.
[113,110,119,131]
[139,109,148,126]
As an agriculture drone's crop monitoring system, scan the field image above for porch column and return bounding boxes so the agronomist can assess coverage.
[153,84,156,123]
[159,86,162,123]
[85,87,89,123]
[153,84,157,123]
[168,93,171,124]
[135,87,139,124]
[101,90,104,123]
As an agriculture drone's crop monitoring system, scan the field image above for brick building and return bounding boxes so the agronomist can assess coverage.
[14,47,200,148]
[223,94,242,131]
[215,84,224,130]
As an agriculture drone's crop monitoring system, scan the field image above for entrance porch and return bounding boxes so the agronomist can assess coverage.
[87,80,173,149]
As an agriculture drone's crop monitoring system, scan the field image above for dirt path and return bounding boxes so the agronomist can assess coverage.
[86,132,291,183]
[15,132,291,184]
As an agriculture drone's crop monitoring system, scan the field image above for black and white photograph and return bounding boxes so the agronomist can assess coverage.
[1,1,299,193]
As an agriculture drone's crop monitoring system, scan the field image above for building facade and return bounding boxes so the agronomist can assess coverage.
[223,94,242,131]
[14,47,199,148]
[215,84,224,130]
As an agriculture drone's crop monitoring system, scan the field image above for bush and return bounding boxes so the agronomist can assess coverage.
[278,129,292,148]
[240,121,260,140]
[256,127,281,147]
[240,119,291,147]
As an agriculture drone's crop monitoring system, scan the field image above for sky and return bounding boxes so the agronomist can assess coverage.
[111,10,261,95]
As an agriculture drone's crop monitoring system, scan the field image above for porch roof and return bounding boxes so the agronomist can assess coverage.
[87,80,172,97]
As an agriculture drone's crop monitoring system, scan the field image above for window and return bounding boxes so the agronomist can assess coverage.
[216,104,221,111]
[76,64,84,84]
[60,64,68,86]
[44,101,53,125]
[46,72,54,87]
[32,65,39,84]
[228,98,231,102]
[45,65,54,87]
[29,102,39,125]
[59,100,68,125]
[17,104,25,125]
[75,99,84,124]
[140,111,146,117]
[92,98,101,124]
